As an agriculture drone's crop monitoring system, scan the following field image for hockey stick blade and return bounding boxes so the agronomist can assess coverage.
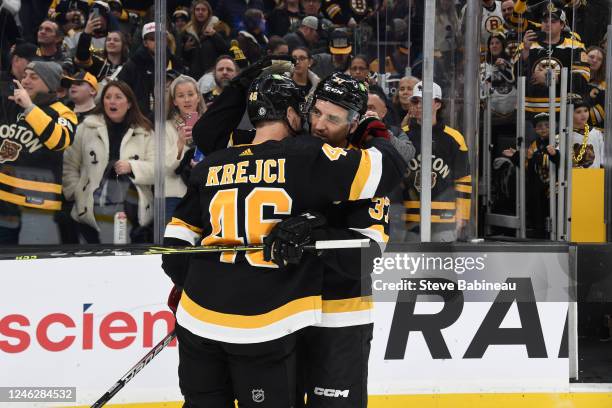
[5,239,370,260]
[90,330,176,408]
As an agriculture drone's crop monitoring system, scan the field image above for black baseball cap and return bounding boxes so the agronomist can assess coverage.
[329,30,351,55]
[11,43,38,60]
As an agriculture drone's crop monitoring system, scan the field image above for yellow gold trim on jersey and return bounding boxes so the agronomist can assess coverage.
[322,296,373,313]
[0,190,61,210]
[176,293,322,343]
[179,292,322,329]
[349,224,389,243]
[0,173,62,194]
[443,126,468,151]
[349,147,383,200]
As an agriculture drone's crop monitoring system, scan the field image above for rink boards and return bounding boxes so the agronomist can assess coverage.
[0,249,610,407]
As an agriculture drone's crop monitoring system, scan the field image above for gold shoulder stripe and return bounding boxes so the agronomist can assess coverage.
[349,149,372,200]
[169,217,203,234]
[322,296,373,313]
[444,126,468,151]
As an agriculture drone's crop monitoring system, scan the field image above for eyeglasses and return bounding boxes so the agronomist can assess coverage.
[293,56,310,62]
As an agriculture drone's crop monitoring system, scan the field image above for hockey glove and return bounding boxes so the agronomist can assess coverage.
[263,212,327,267]
[230,55,294,90]
[167,285,183,314]
[351,116,390,148]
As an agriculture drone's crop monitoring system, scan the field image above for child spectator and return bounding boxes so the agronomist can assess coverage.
[570,96,605,169]
[61,70,99,122]
[503,112,559,239]
[585,46,606,130]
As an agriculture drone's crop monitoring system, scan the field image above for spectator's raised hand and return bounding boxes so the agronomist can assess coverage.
[84,15,103,35]
[523,30,538,50]
[8,80,33,109]
[502,147,516,158]
[546,145,557,156]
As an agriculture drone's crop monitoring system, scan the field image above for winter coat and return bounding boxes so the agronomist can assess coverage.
[164,120,189,198]
[62,114,154,230]
[181,24,228,80]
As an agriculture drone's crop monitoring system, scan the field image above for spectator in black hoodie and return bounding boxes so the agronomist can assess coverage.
[118,22,183,118]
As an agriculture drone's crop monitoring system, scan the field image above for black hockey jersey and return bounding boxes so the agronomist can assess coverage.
[402,123,471,226]
[162,136,405,343]
[0,99,77,212]
[516,36,590,113]
[322,0,375,25]
[586,80,605,129]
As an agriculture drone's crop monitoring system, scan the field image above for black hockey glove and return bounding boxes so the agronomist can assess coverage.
[263,212,327,267]
[230,55,294,90]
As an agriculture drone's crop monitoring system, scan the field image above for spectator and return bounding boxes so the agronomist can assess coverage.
[321,0,374,27]
[75,16,129,84]
[267,36,289,55]
[461,0,504,56]
[164,75,206,222]
[201,55,238,106]
[61,70,99,122]
[519,6,590,116]
[283,16,319,52]
[348,54,370,84]
[36,19,72,67]
[181,0,228,80]
[291,46,319,99]
[502,112,558,239]
[402,81,471,242]
[57,0,89,56]
[301,0,322,17]
[62,80,154,244]
[370,18,412,76]
[482,32,516,122]
[4,43,38,82]
[236,8,268,63]
[0,61,77,244]
[118,22,183,118]
[268,0,302,37]
[312,29,351,79]
[0,2,20,72]
[392,75,419,128]
[215,0,265,35]
[585,46,606,129]
[570,96,604,169]
[172,7,190,34]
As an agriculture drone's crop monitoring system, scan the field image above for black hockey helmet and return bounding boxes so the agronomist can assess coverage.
[310,72,368,116]
[531,112,549,126]
[247,74,304,125]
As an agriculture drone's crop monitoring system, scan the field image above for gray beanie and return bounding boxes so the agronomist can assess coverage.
[25,61,63,93]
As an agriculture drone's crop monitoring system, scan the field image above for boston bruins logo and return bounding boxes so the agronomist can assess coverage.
[0,140,22,164]
[484,16,503,34]
[350,0,367,15]
[414,170,438,193]
[533,57,562,78]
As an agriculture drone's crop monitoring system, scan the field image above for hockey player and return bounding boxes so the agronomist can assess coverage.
[191,60,412,407]
[402,81,472,242]
[162,72,406,407]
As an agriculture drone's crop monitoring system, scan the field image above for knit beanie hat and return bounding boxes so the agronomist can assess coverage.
[25,61,63,93]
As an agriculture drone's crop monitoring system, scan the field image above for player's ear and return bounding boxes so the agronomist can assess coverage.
[348,118,359,135]
[286,106,301,130]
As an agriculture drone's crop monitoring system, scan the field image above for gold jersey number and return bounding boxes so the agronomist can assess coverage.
[202,187,292,267]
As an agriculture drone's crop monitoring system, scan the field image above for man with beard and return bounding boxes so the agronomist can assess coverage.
[202,55,239,106]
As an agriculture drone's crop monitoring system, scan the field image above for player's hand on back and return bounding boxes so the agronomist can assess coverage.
[264,212,326,267]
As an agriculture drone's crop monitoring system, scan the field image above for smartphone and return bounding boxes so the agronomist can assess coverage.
[183,112,199,128]
[0,80,15,97]
[535,31,547,43]
[192,147,205,164]
[91,8,100,19]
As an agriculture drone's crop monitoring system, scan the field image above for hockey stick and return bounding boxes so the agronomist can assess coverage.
[90,329,176,408]
[3,239,370,261]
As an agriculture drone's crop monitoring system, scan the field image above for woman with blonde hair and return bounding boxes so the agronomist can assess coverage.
[63,81,155,243]
[181,0,228,80]
[164,75,207,222]
[392,75,420,127]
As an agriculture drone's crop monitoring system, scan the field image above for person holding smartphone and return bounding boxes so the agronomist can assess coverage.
[518,5,590,118]
[164,75,207,223]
